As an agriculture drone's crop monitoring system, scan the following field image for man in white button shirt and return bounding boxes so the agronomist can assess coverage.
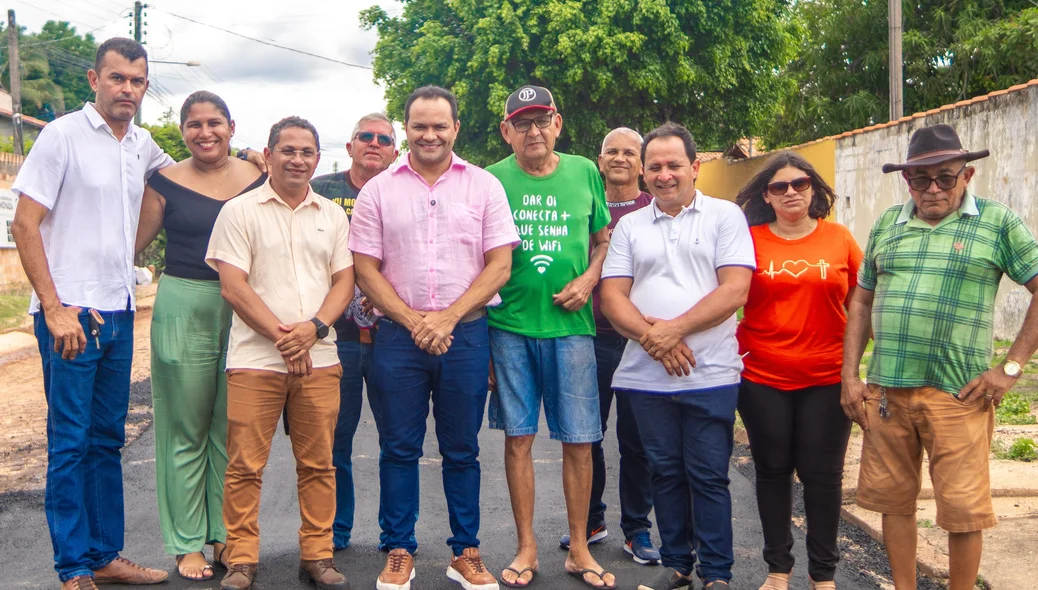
[10,38,174,590]
[600,122,755,590]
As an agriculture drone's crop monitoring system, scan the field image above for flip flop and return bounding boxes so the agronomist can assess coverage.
[568,568,618,590]
[500,566,538,588]
[175,554,214,581]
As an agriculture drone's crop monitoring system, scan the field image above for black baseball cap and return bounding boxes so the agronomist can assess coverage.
[504,85,557,120]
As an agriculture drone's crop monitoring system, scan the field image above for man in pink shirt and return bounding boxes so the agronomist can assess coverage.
[349,85,520,590]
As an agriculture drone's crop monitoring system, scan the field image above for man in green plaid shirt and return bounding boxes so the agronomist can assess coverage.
[841,124,1038,590]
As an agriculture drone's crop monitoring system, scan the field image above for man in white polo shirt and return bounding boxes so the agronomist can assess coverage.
[600,122,755,590]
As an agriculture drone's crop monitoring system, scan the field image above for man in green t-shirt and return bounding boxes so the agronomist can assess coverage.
[485,85,615,589]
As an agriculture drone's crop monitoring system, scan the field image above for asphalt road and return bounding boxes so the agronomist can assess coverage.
[1,380,886,590]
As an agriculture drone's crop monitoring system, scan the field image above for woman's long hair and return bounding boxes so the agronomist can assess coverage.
[735,151,837,227]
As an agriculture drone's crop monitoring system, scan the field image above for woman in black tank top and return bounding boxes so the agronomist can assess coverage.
[134,91,264,581]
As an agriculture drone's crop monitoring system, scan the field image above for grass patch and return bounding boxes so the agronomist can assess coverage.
[992,437,1038,462]
[996,391,1037,425]
[917,518,936,529]
[0,293,30,331]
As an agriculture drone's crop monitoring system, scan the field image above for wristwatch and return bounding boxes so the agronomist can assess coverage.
[236,147,251,161]
[1003,360,1022,378]
[310,317,330,340]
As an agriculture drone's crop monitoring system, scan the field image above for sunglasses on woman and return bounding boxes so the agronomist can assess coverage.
[766,176,812,196]
[354,131,394,147]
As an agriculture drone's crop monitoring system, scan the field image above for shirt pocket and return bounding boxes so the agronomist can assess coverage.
[449,203,483,246]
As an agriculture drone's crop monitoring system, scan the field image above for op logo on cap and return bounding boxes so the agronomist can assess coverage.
[518,88,536,101]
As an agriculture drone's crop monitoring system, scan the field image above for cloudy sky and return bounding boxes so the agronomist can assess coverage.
[13,0,404,174]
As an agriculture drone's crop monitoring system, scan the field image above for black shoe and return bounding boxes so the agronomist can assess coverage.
[637,567,694,590]
[559,523,608,549]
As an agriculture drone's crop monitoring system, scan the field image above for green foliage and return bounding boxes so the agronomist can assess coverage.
[361,0,797,165]
[993,437,1038,461]
[916,518,936,529]
[139,110,190,162]
[0,20,97,120]
[996,391,1037,425]
[1007,438,1037,461]
[138,229,168,276]
[765,1,1038,148]
[0,135,35,154]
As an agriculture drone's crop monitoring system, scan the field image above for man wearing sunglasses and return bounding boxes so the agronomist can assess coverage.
[842,124,1038,590]
[310,113,400,554]
[485,85,615,589]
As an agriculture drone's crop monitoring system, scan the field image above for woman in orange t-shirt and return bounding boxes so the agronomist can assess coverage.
[735,151,862,590]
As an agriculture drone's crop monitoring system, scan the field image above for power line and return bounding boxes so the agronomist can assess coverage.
[11,0,100,29]
[160,9,373,71]
[22,18,121,47]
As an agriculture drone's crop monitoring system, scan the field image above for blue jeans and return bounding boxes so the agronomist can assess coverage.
[372,317,490,556]
[589,334,653,538]
[34,308,134,582]
[333,339,381,549]
[624,385,738,583]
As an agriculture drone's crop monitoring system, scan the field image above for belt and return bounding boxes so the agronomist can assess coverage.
[459,309,487,323]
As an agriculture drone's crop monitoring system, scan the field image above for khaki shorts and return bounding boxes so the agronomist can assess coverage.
[856,385,997,533]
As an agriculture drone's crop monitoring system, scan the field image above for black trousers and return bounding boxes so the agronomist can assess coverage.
[737,378,851,581]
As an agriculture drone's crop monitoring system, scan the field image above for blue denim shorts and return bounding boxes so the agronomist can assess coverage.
[488,329,602,443]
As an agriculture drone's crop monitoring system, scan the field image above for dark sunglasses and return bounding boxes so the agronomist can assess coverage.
[766,176,812,196]
[354,131,394,147]
[904,164,966,191]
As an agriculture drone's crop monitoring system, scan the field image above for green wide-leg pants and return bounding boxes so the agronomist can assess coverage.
[151,274,232,555]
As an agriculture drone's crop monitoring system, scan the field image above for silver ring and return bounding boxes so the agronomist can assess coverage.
[985,393,994,399]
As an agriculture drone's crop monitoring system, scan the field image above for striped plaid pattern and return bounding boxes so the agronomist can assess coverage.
[858,193,1038,395]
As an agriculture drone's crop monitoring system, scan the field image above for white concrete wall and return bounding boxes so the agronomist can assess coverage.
[835,83,1038,338]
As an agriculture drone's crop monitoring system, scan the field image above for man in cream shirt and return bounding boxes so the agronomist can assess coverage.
[206,116,353,590]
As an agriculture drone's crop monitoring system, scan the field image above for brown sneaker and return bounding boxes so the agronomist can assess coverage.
[91,556,169,585]
[447,547,499,590]
[61,576,99,590]
[220,563,258,590]
[299,558,349,590]
[377,548,416,590]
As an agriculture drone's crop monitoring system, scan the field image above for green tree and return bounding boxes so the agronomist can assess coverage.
[0,23,67,118]
[361,0,797,165]
[140,109,190,162]
[765,1,1038,148]
[33,21,98,118]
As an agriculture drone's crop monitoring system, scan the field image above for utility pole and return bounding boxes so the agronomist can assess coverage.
[133,1,145,125]
[7,9,24,156]
[888,0,904,120]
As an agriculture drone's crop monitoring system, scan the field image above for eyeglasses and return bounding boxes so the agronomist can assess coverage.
[275,147,318,159]
[510,114,555,133]
[766,176,812,196]
[354,132,394,147]
[904,164,967,191]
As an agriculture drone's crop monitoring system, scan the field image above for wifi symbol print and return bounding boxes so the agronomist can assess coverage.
[531,255,554,274]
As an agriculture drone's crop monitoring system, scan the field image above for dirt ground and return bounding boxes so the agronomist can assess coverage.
[0,290,156,494]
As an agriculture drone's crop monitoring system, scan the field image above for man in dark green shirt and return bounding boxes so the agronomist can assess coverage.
[310,113,398,551]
